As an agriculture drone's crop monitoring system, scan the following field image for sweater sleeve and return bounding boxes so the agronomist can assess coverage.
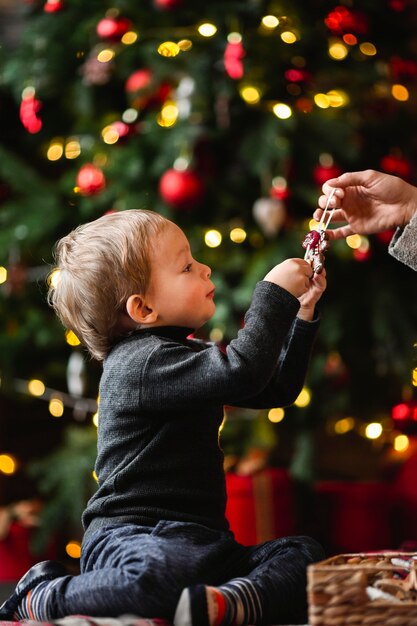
[140,281,300,410]
[388,211,417,271]
[230,314,320,409]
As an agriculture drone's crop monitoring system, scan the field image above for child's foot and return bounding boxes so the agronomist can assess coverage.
[0,560,67,620]
[173,579,262,626]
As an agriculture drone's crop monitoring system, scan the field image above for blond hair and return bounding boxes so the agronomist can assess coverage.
[48,209,169,361]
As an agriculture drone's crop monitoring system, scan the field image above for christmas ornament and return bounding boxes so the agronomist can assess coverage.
[125,69,171,109]
[224,40,245,80]
[313,162,342,187]
[96,16,132,41]
[44,0,64,12]
[302,188,335,274]
[252,198,286,238]
[380,153,411,180]
[159,169,204,209]
[153,0,184,8]
[324,6,368,36]
[20,90,42,134]
[76,164,106,196]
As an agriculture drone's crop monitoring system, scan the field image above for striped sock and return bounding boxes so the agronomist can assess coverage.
[14,578,60,621]
[173,578,263,626]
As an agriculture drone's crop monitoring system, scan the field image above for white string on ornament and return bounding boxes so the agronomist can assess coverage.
[317,187,337,232]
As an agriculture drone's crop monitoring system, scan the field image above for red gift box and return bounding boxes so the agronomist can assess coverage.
[225,468,296,545]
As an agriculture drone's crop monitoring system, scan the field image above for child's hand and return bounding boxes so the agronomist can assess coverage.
[263,258,313,298]
[297,269,327,321]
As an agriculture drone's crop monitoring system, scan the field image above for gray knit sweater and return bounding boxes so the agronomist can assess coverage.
[82,281,320,537]
[389,210,417,271]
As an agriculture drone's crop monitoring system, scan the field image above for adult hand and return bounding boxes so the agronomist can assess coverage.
[314,170,417,240]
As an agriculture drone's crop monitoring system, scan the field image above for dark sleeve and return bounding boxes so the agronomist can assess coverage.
[140,281,300,410]
[230,314,320,409]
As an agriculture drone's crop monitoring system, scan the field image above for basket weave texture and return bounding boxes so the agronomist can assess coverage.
[308,552,417,626]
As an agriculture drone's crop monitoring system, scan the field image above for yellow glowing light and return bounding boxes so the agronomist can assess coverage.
[309,219,320,231]
[92,412,99,427]
[358,236,370,253]
[294,387,311,408]
[121,31,138,45]
[360,42,377,56]
[157,41,180,57]
[92,470,98,482]
[365,422,383,440]
[0,454,16,475]
[228,32,242,44]
[268,408,285,423]
[161,101,179,123]
[210,328,224,342]
[122,108,138,124]
[334,417,355,435]
[178,39,193,51]
[281,31,297,44]
[328,42,348,60]
[412,367,417,386]
[22,86,35,99]
[392,84,409,102]
[327,90,349,107]
[346,234,362,249]
[198,23,217,37]
[28,379,45,397]
[0,267,7,284]
[314,93,330,109]
[65,329,81,347]
[102,125,120,145]
[230,228,247,244]
[394,434,409,452]
[65,541,81,559]
[97,49,115,63]
[65,139,81,159]
[272,103,292,119]
[205,230,222,248]
[49,398,64,418]
[239,86,261,104]
[48,268,61,288]
[262,15,279,29]
[47,142,64,161]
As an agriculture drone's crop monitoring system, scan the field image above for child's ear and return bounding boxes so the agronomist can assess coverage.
[125,294,158,325]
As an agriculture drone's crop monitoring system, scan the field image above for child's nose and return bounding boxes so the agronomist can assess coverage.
[201,263,211,278]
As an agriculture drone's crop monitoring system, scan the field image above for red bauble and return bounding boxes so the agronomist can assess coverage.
[313,164,342,187]
[96,16,132,41]
[154,0,184,9]
[224,41,245,80]
[125,69,171,109]
[380,154,412,179]
[20,93,42,134]
[324,6,368,36]
[44,0,64,12]
[76,164,106,196]
[159,169,204,209]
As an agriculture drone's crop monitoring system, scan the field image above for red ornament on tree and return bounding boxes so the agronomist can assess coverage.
[76,164,106,196]
[324,6,368,36]
[153,0,184,9]
[313,163,342,187]
[125,69,171,109]
[381,153,412,179]
[20,90,42,134]
[96,16,132,41]
[44,0,64,12]
[159,169,204,209]
[224,40,245,80]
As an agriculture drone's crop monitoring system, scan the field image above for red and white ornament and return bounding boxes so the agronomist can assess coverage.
[76,164,106,196]
[159,168,204,209]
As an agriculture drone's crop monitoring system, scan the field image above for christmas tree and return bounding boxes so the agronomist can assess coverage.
[0,0,416,557]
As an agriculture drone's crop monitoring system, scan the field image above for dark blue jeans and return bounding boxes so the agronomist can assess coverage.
[47,521,324,624]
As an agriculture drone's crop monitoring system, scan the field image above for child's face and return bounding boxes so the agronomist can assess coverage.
[146,222,216,329]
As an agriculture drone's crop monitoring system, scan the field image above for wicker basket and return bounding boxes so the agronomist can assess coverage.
[308,552,417,626]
